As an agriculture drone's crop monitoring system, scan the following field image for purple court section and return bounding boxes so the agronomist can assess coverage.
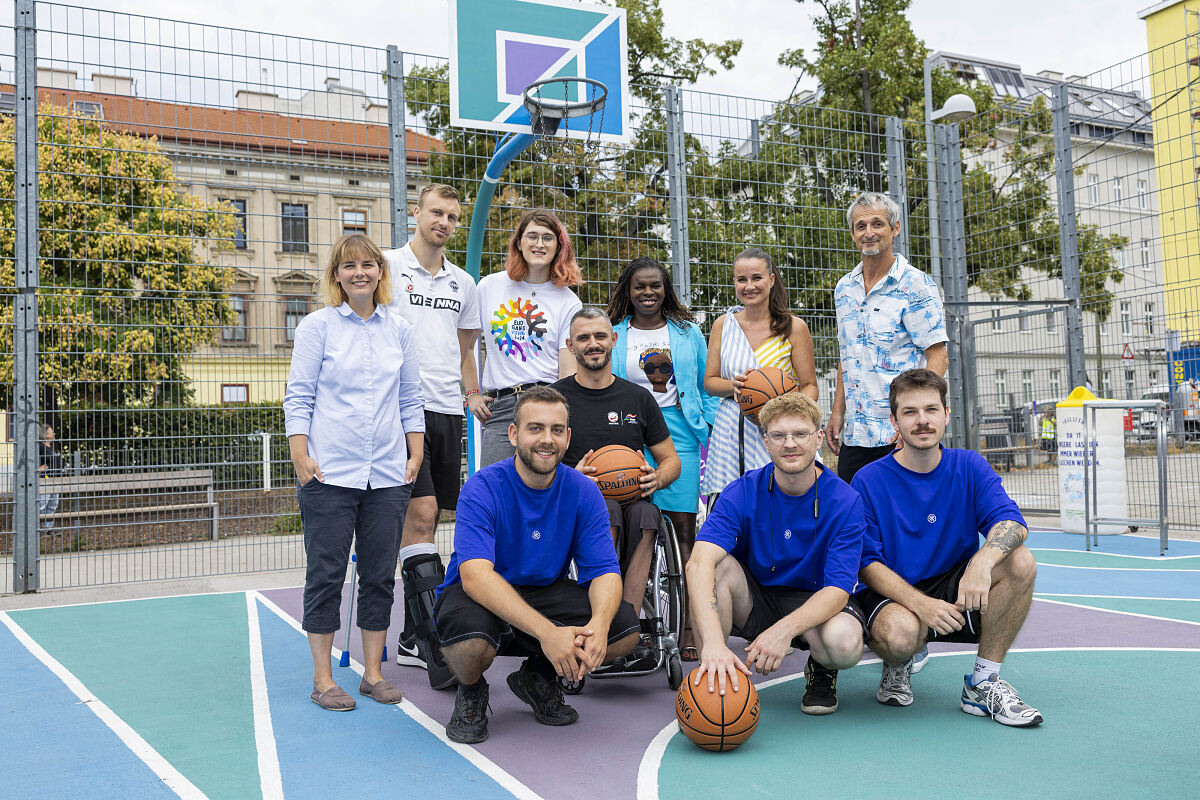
[505,40,570,96]
[259,584,1200,800]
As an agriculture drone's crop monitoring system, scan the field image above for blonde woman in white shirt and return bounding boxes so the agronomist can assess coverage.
[471,209,583,467]
[284,233,425,711]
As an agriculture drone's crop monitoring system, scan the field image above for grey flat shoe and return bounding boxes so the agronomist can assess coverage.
[311,684,356,711]
[359,677,404,705]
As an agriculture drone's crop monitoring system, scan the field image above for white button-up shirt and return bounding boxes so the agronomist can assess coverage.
[284,303,425,489]
[834,254,947,448]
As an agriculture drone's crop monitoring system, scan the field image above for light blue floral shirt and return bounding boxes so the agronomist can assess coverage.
[834,254,947,447]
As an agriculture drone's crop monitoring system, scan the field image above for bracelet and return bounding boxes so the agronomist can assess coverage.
[464,389,481,408]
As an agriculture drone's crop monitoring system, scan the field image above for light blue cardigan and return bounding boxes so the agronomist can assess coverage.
[612,316,720,444]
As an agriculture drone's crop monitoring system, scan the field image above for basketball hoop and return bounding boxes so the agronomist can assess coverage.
[522,76,608,162]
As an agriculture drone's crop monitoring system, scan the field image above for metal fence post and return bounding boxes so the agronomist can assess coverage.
[884,116,909,258]
[1052,83,1087,392]
[387,45,409,249]
[664,85,691,303]
[936,123,971,449]
[13,0,39,592]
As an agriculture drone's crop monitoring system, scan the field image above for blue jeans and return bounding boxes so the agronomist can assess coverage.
[298,480,412,634]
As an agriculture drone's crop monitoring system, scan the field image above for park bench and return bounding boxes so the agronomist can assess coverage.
[39,469,220,540]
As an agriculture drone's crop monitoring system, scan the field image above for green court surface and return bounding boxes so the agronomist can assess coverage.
[1037,595,1200,624]
[656,650,1197,800]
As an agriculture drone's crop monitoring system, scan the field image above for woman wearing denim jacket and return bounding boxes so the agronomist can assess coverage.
[607,257,718,658]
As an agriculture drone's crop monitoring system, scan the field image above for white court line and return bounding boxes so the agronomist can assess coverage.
[0,611,206,799]
[1035,592,1200,602]
[1034,596,1200,627]
[1036,562,1200,573]
[634,646,1200,800]
[245,593,284,800]
[1031,548,1200,561]
[253,592,545,800]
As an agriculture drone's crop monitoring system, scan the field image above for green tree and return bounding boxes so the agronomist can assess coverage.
[0,105,237,409]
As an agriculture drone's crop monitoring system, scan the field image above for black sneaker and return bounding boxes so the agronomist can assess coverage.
[446,680,490,744]
[396,632,458,690]
[506,661,579,726]
[801,657,839,715]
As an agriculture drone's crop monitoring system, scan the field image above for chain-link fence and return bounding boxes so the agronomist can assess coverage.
[3,2,1195,592]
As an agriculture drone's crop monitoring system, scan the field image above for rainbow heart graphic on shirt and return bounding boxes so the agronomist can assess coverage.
[491,297,548,361]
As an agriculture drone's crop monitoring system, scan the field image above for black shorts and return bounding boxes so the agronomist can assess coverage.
[854,557,982,644]
[434,578,641,657]
[731,562,867,649]
[411,410,464,509]
[836,443,897,484]
[605,498,660,566]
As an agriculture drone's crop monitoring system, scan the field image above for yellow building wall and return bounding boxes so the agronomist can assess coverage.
[1145,1,1200,341]
[183,355,291,405]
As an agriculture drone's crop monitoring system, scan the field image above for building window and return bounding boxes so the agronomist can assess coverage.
[281,203,309,253]
[342,209,367,237]
[1115,248,1126,272]
[221,384,249,404]
[1088,174,1099,204]
[1125,368,1135,399]
[1102,370,1112,397]
[1149,369,1159,385]
[222,296,247,342]
[219,198,247,249]
[1144,302,1155,336]
[1050,369,1061,399]
[1141,239,1151,271]
[1113,176,1123,205]
[996,369,1007,408]
[284,297,309,342]
[991,306,1002,332]
[1022,370,1033,404]
[1120,301,1132,337]
[1137,179,1148,209]
[1046,310,1058,335]
[1019,312,1030,334]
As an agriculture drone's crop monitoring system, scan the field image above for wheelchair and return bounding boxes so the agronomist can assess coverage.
[559,510,688,694]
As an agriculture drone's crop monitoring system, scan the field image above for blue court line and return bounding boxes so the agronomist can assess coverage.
[256,597,519,799]
[0,620,176,799]
[1026,530,1200,556]
[1034,563,1200,600]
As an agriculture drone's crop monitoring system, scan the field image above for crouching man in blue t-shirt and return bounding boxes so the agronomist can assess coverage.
[434,386,641,744]
[852,368,1042,727]
[686,393,867,716]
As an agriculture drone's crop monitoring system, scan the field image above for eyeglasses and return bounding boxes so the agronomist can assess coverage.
[522,232,557,245]
[643,362,674,375]
[765,430,817,445]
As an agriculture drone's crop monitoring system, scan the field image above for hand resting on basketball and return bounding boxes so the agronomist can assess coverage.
[731,372,748,393]
[696,640,753,695]
[638,456,658,498]
[575,449,598,481]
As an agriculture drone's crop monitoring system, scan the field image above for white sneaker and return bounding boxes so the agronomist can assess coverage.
[876,661,913,707]
[910,645,929,674]
[961,673,1043,727]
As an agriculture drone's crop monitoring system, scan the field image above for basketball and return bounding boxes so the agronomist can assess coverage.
[675,668,760,752]
[736,367,798,419]
[584,444,644,505]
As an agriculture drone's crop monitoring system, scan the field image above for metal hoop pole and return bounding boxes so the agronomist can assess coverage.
[463,132,536,474]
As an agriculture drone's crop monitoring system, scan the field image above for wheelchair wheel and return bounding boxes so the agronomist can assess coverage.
[643,514,686,654]
[667,653,683,690]
[558,675,584,695]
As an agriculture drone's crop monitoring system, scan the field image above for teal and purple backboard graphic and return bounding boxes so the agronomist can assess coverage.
[449,0,630,143]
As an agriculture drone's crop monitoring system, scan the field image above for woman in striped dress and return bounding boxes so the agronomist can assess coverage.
[701,247,818,496]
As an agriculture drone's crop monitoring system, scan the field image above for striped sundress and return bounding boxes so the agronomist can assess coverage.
[701,308,795,495]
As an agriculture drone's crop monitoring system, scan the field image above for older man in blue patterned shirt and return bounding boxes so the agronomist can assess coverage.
[826,192,949,484]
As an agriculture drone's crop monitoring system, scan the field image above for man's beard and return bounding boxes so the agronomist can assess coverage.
[516,441,561,475]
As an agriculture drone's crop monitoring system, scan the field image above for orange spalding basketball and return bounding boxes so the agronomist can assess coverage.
[675,668,760,752]
[583,444,644,505]
[736,367,798,419]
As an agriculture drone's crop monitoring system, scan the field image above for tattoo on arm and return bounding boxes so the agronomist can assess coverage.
[709,585,719,612]
[983,520,1027,554]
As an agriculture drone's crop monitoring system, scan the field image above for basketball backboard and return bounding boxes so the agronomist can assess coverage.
[449,0,630,143]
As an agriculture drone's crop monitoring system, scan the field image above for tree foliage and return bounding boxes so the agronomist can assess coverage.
[0,105,237,409]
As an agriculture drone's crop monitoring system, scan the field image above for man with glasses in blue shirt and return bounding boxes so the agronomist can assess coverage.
[686,393,867,715]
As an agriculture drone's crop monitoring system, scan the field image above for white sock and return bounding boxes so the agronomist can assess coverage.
[971,656,1003,686]
[399,542,437,565]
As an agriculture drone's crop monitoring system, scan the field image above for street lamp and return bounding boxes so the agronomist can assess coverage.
[925,53,979,286]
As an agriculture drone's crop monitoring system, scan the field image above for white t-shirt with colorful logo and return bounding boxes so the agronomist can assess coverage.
[384,243,481,415]
[477,272,582,391]
[623,324,678,409]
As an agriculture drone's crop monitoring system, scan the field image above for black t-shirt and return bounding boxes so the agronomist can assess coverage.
[552,375,671,466]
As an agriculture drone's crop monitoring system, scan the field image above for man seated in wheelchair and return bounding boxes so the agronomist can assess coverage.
[434,386,641,744]
[552,308,682,664]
